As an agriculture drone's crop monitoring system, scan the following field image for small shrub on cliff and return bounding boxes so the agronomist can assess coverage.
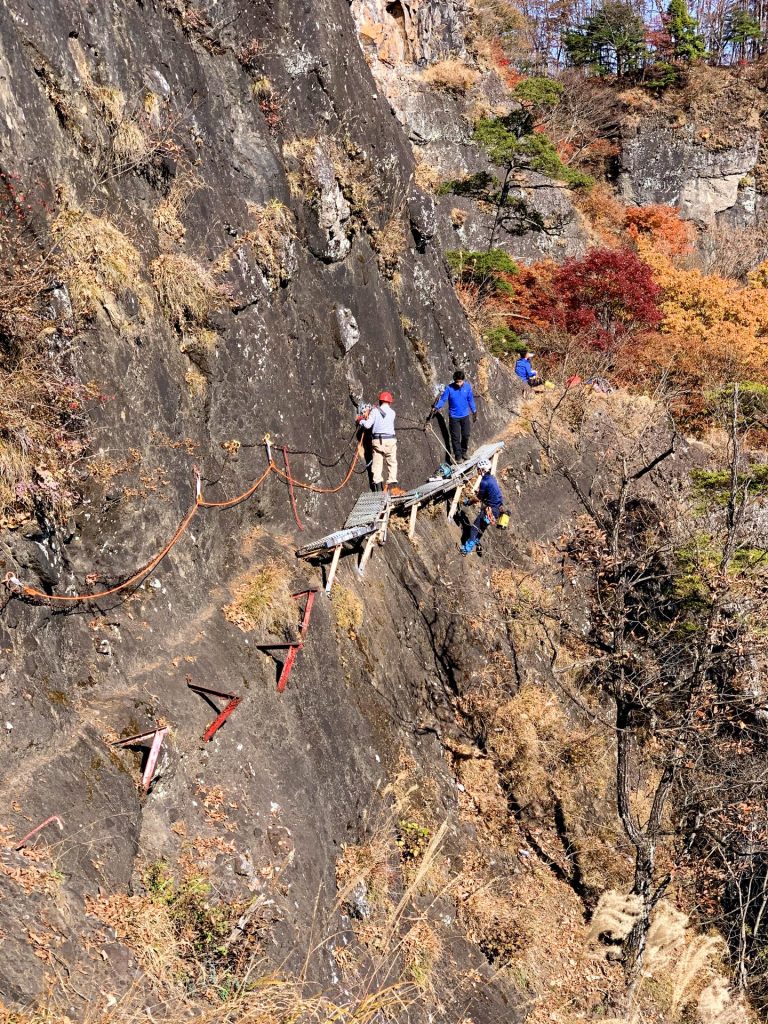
[625,203,694,258]
[0,185,98,523]
[241,200,296,289]
[52,203,146,326]
[446,248,517,296]
[153,170,206,242]
[483,324,525,358]
[333,585,364,638]
[544,246,662,350]
[90,861,266,996]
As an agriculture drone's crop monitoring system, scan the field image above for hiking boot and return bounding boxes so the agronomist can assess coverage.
[460,539,477,555]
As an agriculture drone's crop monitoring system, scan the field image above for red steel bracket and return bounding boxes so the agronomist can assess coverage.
[187,682,242,742]
[112,727,168,791]
[257,589,318,692]
[14,815,64,850]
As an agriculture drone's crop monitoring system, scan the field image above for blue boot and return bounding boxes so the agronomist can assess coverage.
[461,539,477,555]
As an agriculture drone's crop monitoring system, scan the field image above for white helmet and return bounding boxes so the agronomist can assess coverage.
[477,458,491,473]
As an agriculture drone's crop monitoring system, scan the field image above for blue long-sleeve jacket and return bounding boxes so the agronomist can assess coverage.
[434,381,476,418]
[478,473,504,509]
[515,357,537,382]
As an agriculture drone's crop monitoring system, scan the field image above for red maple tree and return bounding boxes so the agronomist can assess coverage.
[545,247,663,350]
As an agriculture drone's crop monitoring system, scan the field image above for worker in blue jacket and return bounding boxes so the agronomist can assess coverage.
[514,350,543,387]
[460,459,506,555]
[428,369,476,462]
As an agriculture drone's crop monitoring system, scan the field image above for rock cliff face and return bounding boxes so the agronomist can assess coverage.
[618,71,768,228]
[619,119,761,225]
[0,0,550,1018]
[350,0,590,261]
[1,3,744,1020]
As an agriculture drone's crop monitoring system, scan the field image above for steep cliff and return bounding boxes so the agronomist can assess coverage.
[0,0,540,1019]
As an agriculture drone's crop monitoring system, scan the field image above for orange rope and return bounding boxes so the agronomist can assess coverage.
[198,465,273,509]
[21,500,201,603]
[14,439,363,606]
[269,440,363,493]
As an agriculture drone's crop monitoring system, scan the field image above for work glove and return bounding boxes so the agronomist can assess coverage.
[426,410,435,423]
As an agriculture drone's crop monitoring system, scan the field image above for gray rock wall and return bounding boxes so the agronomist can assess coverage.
[619,118,761,226]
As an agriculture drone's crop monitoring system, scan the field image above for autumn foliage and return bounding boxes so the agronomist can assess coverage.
[542,247,663,350]
[625,204,695,257]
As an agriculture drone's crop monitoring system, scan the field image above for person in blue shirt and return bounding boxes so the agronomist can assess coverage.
[428,369,477,462]
[460,460,505,555]
[514,351,543,388]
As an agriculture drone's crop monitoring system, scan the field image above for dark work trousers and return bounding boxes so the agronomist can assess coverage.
[449,414,471,461]
[467,503,503,544]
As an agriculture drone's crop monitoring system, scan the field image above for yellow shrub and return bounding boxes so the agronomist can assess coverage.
[151,253,222,331]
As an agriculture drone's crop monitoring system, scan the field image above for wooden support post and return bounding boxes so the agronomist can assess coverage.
[358,532,377,575]
[325,545,342,594]
[490,451,499,476]
[379,507,391,545]
[408,502,420,540]
[448,484,463,520]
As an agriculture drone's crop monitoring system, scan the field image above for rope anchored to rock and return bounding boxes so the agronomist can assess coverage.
[7,437,364,606]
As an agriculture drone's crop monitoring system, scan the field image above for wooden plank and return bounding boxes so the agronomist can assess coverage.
[448,484,463,520]
[358,532,377,575]
[408,502,419,540]
[325,545,342,594]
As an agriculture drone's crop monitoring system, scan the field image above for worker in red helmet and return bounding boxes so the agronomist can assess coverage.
[357,390,398,492]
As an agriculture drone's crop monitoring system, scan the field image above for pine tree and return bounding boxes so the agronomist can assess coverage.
[666,0,706,61]
[726,7,762,61]
[564,1,647,77]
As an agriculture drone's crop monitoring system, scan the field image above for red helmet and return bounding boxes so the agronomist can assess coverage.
[378,390,393,403]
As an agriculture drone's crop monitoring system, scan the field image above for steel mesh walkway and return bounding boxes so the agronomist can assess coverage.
[297,441,505,589]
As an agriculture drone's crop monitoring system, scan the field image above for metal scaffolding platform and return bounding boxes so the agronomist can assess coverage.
[296,441,505,592]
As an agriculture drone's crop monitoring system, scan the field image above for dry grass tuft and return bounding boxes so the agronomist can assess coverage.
[150,253,222,331]
[372,215,408,279]
[329,140,377,224]
[184,365,207,397]
[332,585,364,638]
[88,890,186,990]
[241,200,296,288]
[402,918,442,992]
[52,205,145,326]
[111,119,150,172]
[223,559,295,636]
[413,157,444,193]
[153,171,206,242]
[587,890,643,942]
[698,975,747,1024]
[420,57,479,95]
[251,76,273,100]
[488,682,569,811]
[283,137,322,200]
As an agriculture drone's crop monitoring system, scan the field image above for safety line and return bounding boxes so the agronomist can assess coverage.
[11,438,364,606]
[282,447,305,532]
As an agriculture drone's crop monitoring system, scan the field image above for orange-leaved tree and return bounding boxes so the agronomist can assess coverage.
[631,238,768,396]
